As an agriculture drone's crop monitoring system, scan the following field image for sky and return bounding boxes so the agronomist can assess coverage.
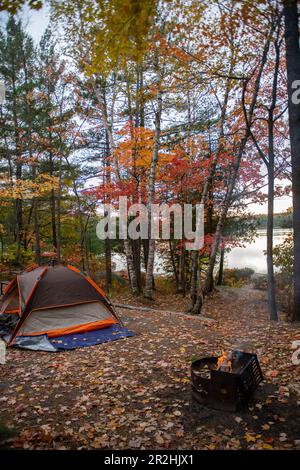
[248,195,291,215]
[0,5,293,216]
[20,4,50,42]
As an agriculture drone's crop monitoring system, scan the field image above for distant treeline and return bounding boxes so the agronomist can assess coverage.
[254,211,293,229]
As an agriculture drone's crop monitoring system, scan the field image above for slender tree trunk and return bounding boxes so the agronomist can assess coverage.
[15,197,23,266]
[124,240,140,294]
[49,153,57,251]
[169,239,179,286]
[177,246,186,295]
[56,157,62,263]
[191,267,203,314]
[31,163,41,264]
[11,69,23,267]
[104,130,112,288]
[203,137,247,294]
[143,239,149,271]
[188,66,232,311]
[217,247,225,286]
[132,238,142,291]
[189,251,199,309]
[267,163,278,320]
[95,81,139,295]
[50,189,57,251]
[126,76,142,291]
[63,152,86,270]
[266,31,280,322]
[204,29,273,296]
[283,0,300,321]
[144,80,163,299]
[33,198,41,264]
[105,233,112,289]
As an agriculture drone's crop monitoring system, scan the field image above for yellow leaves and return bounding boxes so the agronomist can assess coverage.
[206,443,216,450]
[0,174,58,200]
[262,443,273,450]
[244,433,257,443]
[261,424,270,431]
[76,0,158,75]
[0,0,43,15]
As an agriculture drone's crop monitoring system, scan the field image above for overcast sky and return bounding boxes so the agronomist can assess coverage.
[0,6,292,215]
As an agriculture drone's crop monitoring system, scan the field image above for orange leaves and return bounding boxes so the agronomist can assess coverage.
[116,122,155,170]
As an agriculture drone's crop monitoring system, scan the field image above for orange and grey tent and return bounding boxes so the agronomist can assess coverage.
[0,264,123,349]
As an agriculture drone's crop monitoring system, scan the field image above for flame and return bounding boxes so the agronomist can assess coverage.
[217,350,232,371]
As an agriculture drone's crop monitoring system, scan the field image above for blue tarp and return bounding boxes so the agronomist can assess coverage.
[3,324,135,351]
[49,324,135,350]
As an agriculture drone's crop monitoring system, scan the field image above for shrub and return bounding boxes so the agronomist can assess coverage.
[273,234,294,318]
[273,233,293,276]
[275,272,293,318]
[222,267,255,287]
[251,273,268,291]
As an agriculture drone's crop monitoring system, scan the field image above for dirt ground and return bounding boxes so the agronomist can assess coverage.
[1,285,300,450]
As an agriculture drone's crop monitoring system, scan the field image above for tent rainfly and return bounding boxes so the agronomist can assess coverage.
[0,264,123,350]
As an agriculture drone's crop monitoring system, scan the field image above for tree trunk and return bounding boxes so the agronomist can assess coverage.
[204,29,274,296]
[189,251,199,309]
[191,267,203,315]
[124,239,139,295]
[283,0,300,321]
[95,81,139,295]
[144,63,163,299]
[188,61,232,311]
[49,153,57,251]
[105,234,112,290]
[104,130,112,289]
[265,31,280,322]
[15,197,23,266]
[217,247,225,286]
[169,239,179,286]
[12,68,23,267]
[142,239,149,270]
[177,246,186,295]
[132,238,142,291]
[203,137,247,295]
[33,198,41,265]
[56,157,62,263]
[267,163,278,320]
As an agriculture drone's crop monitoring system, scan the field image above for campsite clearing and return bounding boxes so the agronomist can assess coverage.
[1,286,300,450]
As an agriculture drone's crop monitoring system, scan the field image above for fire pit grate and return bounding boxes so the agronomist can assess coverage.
[191,350,264,412]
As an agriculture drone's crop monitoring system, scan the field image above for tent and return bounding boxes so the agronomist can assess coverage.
[0,264,134,351]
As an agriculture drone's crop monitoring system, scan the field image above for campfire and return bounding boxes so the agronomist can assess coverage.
[217,350,233,372]
[191,350,263,411]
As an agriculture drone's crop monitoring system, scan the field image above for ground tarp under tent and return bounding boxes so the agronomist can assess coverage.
[0,264,134,351]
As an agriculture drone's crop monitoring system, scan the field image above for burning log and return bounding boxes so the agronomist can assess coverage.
[217,350,233,372]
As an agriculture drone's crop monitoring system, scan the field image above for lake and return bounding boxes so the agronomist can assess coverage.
[226,228,292,274]
[112,228,292,275]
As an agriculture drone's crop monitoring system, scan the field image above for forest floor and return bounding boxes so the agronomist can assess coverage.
[1,284,300,450]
